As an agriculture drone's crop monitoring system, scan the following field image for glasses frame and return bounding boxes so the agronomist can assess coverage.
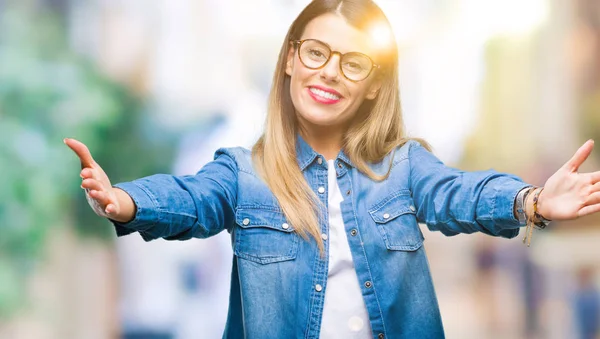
[291,39,380,82]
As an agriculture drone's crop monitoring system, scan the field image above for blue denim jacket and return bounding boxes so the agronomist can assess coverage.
[112,136,529,339]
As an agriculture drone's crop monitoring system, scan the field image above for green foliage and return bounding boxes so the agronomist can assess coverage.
[0,4,175,318]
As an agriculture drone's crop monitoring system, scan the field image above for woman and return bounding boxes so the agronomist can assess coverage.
[65,0,600,338]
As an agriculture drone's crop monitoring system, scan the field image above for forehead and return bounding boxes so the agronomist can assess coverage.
[300,13,377,56]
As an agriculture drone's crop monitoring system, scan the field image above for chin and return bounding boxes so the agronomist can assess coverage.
[299,110,341,127]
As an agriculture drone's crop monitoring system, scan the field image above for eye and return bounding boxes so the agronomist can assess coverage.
[309,49,326,58]
[344,62,363,70]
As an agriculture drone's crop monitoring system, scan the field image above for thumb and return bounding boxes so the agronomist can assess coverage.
[564,139,594,172]
[64,138,96,169]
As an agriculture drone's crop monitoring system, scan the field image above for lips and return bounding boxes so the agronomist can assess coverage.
[307,85,343,105]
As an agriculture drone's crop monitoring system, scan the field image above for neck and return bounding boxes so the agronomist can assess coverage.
[299,124,345,160]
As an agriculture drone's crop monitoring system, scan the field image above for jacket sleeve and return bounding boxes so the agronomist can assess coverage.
[110,149,238,241]
[408,141,530,239]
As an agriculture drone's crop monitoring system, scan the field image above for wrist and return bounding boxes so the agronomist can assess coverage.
[112,188,136,223]
[522,186,551,247]
[527,187,552,228]
[536,189,550,220]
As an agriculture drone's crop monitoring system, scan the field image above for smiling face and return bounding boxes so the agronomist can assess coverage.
[285,13,382,136]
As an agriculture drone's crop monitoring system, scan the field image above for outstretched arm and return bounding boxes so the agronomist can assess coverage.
[409,139,600,239]
[409,141,529,238]
[65,138,238,241]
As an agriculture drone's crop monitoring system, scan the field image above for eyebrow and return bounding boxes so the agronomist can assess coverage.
[301,37,372,56]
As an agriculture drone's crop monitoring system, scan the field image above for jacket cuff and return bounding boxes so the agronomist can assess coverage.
[488,179,531,238]
[110,182,161,235]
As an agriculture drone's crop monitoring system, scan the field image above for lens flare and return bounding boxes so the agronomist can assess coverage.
[368,22,394,48]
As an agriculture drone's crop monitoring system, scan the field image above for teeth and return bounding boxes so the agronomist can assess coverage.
[310,87,340,100]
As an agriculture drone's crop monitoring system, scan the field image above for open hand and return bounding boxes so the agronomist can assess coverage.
[538,140,600,220]
[64,138,120,217]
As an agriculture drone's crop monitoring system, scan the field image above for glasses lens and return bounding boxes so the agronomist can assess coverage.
[341,53,373,81]
[299,40,330,69]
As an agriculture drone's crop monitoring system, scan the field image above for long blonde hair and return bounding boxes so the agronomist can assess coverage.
[252,0,430,253]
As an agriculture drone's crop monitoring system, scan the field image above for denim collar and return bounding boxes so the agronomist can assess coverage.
[295,134,354,171]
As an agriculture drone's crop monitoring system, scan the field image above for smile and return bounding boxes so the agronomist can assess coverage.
[310,87,340,100]
[307,86,343,104]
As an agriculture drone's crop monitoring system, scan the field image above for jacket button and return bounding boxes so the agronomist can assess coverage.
[365,281,372,288]
[383,213,390,219]
[409,205,416,212]
[282,223,289,229]
[315,284,323,292]
[350,229,358,236]
[242,218,250,226]
[318,187,325,194]
[346,190,351,196]
[317,157,323,165]
[378,334,384,339]
[337,162,343,168]
[321,233,328,240]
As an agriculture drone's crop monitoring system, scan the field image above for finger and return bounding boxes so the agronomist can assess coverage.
[579,203,600,218]
[81,178,103,191]
[64,138,96,169]
[80,168,96,179]
[105,204,118,215]
[585,191,600,206]
[591,171,600,184]
[88,190,112,207]
[564,140,594,172]
[591,181,600,194]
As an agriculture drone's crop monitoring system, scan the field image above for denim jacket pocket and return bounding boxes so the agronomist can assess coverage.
[234,206,299,264]
[368,190,424,251]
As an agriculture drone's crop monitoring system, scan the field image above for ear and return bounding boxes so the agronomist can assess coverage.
[365,77,382,100]
[285,43,295,76]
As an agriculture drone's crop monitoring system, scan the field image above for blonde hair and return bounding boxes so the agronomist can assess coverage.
[252,0,430,253]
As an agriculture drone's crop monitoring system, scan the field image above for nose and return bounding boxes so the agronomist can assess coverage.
[319,54,341,83]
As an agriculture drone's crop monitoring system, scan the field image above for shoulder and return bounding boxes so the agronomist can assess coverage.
[367,139,435,182]
[359,140,426,200]
[214,147,254,174]
[382,139,427,168]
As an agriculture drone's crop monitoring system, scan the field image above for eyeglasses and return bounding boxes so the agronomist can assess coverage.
[292,39,379,82]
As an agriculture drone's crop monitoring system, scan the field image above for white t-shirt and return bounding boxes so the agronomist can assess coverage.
[319,160,372,338]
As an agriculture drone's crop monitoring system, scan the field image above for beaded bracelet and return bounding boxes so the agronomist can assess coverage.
[532,187,551,229]
[522,187,552,246]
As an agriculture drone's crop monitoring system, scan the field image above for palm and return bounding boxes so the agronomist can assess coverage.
[538,140,600,220]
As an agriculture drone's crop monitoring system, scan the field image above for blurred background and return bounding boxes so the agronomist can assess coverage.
[0,0,599,338]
